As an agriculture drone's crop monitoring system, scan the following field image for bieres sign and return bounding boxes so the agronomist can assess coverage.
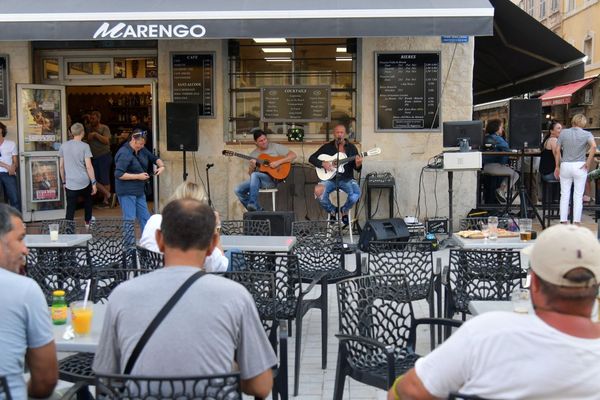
[93,22,206,39]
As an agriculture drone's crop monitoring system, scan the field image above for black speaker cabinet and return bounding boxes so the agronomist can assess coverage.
[166,102,199,151]
[509,98,542,149]
[243,211,295,236]
[358,218,410,251]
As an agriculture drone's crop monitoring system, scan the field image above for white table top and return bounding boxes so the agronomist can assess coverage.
[220,235,296,252]
[25,234,92,248]
[53,303,105,353]
[453,233,533,249]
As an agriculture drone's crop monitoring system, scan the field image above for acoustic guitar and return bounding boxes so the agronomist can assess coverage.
[222,150,291,181]
[315,148,381,181]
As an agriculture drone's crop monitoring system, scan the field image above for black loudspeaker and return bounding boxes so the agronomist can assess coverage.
[346,38,357,54]
[509,99,542,149]
[166,102,198,151]
[228,39,240,57]
[358,218,410,252]
[244,211,295,236]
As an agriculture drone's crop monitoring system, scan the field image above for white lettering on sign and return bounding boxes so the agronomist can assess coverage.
[93,22,206,39]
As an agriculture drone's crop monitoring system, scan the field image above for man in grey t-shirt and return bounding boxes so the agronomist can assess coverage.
[59,123,97,225]
[93,199,276,398]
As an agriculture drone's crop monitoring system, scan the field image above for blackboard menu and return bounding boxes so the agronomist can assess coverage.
[0,55,8,119]
[171,53,214,117]
[261,86,330,123]
[376,52,440,131]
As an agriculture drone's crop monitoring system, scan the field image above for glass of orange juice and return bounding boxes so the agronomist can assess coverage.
[70,301,93,335]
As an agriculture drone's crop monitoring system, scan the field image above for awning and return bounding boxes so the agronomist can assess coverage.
[539,78,595,107]
[473,0,586,104]
[0,0,493,41]
[473,97,511,112]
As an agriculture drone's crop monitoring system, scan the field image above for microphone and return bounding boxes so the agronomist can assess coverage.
[206,163,214,169]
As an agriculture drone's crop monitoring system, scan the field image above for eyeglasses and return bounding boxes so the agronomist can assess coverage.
[132,131,147,139]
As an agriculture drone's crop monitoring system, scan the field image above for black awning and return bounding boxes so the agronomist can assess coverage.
[0,0,493,41]
[473,0,585,104]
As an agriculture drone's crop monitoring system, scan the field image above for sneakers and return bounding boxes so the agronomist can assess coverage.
[495,188,507,204]
[341,214,349,227]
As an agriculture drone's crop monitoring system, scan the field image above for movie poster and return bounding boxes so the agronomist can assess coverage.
[29,158,60,203]
[20,87,62,148]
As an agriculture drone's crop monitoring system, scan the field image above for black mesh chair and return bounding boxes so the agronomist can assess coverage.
[221,219,271,236]
[230,252,322,398]
[136,245,164,269]
[87,219,136,269]
[221,271,287,400]
[0,376,12,400]
[26,219,79,234]
[93,373,241,400]
[445,249,524,319]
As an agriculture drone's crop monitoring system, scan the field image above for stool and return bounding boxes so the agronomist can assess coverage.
[541,178,561,226]
[259,188,278,211]
[482,172,513,211]
[329,190,357,243]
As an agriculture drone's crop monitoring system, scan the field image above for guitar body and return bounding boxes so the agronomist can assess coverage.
[316,153,348,181]
[255,153,291,181]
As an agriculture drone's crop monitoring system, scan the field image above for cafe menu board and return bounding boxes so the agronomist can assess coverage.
[261,86,330,123]
[171,53,214,117]
[0,55,9,119]
[376,52,440,131]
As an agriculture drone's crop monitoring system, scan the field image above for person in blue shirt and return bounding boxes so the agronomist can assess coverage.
[482,119,519,203]
[114,129,165,231]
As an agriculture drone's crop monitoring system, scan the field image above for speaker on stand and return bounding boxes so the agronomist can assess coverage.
[166,102,199,181]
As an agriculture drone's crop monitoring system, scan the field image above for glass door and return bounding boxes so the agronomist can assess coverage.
[16,84,67,222]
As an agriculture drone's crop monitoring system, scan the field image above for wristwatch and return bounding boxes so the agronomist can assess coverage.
[91,180,97,185]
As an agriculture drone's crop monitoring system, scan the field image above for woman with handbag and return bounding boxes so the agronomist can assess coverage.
[114,129,165,231]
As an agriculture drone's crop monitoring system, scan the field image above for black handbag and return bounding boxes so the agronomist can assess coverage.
[132,152,153,197]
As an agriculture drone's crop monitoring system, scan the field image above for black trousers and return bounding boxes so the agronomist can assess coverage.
[66,184,93,223]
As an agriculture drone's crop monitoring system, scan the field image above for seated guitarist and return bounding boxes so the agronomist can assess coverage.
[309,124,362,225]
[234,129,296,211]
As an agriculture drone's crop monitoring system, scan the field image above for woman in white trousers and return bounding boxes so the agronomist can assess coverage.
[554,114,597,224]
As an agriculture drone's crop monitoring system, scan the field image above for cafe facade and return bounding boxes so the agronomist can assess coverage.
[0,0,585,226]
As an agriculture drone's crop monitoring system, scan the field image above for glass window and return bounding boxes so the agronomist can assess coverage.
[551,0,559,11]
[527,0,534,15]
[65,59,112,78]
[540,0,546,17]
[42,58,59,80]
[114,57,158,78]
[584,37,593,65]
[229,38,357,141]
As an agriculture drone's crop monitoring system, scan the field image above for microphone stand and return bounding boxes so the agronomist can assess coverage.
[335,139,343,236]
[206,163,214,208]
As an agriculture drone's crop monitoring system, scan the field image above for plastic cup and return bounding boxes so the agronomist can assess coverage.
[511,288,530,313]
[70,301,93,335]
[49,223,59,241]
[487,216,498,240]
[519,218,533,241]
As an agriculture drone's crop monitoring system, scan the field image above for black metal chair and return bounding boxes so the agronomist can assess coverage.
[445,249,524,319]
[229,252,322,398]
[136,245,164,269]
[26,219,79,234]
[93,373,241,399]
[448,393,493,400]
[221,271,287,400]
[0,376,12,400]
[220,219,271,236]
[87,219,136,269]
[334,274,461,400]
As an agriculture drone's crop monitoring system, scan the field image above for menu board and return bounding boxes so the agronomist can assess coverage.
[0,55,9,119]
[261,86,330,123]
[171,53,214,117]
[376,52,440,131]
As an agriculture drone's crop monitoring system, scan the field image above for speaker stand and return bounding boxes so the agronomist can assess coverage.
[182,150,189,181]
[206,163,214,208]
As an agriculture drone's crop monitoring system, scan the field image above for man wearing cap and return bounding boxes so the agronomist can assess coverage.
[388,224,600,400]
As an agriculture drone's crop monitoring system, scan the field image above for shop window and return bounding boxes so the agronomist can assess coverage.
[65,59,112,78]
[114,57,157,78]
[42,58,59,80]
[228,38,357,141]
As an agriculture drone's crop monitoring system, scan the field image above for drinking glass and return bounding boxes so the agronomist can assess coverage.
[519,218,533,241]
[479,222,490,240]
[511,288,530,313]
[49,223,59,241]
[70,301,93,335]
[487,216,498,240]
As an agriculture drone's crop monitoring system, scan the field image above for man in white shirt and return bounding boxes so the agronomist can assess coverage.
[388,224,600,400]
[0,122,21,211]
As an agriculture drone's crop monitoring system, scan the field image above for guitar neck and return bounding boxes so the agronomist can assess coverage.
[338,151,368,166]
[227,152,265,164]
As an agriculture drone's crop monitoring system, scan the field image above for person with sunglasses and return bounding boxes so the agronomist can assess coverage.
[114,129,165,231]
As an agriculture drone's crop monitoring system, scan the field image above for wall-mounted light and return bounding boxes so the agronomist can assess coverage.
[262,47,293,53]
[336,47,347,53]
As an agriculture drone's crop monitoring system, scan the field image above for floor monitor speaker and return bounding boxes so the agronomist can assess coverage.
[166,102,199,151]
[243,211,295,236]
[509,98,542,149]
[358,218,410,251]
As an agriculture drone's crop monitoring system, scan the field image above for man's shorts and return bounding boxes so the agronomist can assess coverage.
[92,152,112,185]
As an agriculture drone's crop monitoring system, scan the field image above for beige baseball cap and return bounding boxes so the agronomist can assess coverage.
[522,224,600,287]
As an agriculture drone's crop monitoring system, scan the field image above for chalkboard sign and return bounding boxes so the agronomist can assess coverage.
[261,86,330,123]
[375,52,440,131]
[0,55,9,119]
[170,53,214,117]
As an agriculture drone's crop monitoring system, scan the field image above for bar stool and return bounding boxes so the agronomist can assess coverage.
[481,171,513,211]
[259,188,278,211]
[329,190,357,243]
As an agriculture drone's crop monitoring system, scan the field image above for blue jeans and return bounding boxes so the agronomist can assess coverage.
[118,194,151,232]
[0,172,21,211]
[234,171,276,210]
[317,178,360,214]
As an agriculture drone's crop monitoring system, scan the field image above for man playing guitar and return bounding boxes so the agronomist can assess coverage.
[234,129,296,212]
[308,124,362,225]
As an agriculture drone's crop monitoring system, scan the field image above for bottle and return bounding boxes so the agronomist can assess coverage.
[51,290,68,325]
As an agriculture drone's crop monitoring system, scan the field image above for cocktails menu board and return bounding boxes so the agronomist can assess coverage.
[261,86,330,123]
[171,53,214,117]
[0,55,8,119]
[376,52,440,131]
